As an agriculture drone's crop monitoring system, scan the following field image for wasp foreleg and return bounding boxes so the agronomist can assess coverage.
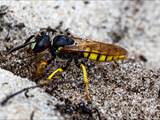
[35,52,51,76]
[35,60,48,76]
[39,58,72,85]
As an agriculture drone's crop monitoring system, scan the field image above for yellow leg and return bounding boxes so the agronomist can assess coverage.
[47,68,63,80]
[39,67,63,85]
[80,64,91,101]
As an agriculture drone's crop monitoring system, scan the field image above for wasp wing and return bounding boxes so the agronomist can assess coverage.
[60,39,127,57]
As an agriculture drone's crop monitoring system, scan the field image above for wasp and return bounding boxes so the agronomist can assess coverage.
[8,27,128,101]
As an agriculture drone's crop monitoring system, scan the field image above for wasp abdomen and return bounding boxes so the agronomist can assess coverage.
[83,47,126,62]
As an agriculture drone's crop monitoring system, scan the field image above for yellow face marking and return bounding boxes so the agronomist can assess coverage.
[113,56,119,60]
[106,56,113,61]
[83,47,90,58]
[89,53,98,60]
[118,55,125,59]
[99,55,106,62]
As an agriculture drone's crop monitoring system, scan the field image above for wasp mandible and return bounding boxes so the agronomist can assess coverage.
[8,27,128,101]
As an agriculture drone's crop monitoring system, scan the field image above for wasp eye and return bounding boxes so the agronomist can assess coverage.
[32,34,51,53]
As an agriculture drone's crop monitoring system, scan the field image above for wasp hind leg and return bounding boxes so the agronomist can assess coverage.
[75,59,91,101]
[80,63,91,101]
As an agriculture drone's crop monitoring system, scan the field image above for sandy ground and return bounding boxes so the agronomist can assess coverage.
[0,0,160,120]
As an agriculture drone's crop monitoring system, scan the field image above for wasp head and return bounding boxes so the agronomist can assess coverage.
[8,32,51,54]
[31,32,51,53]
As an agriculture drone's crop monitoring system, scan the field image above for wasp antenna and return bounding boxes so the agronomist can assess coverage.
[24,35,35,44]
[8,41,35,54]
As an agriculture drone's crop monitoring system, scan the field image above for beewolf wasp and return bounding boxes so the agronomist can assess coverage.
[1,27,127,105]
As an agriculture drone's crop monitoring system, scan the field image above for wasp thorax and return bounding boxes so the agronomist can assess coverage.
[52,35,74,48]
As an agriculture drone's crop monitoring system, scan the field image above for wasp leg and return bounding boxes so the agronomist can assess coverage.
[48,58,72,80]
[80,63,91,101]
[74,58,91,101]
[34,52,51,76]
[47,68,63,80]
[35,60,48,76]
[40,58,72,85]
[24,35,35,44]
[39,67,63,85]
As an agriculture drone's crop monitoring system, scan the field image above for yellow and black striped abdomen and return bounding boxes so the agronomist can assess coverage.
[83,47,126,62]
